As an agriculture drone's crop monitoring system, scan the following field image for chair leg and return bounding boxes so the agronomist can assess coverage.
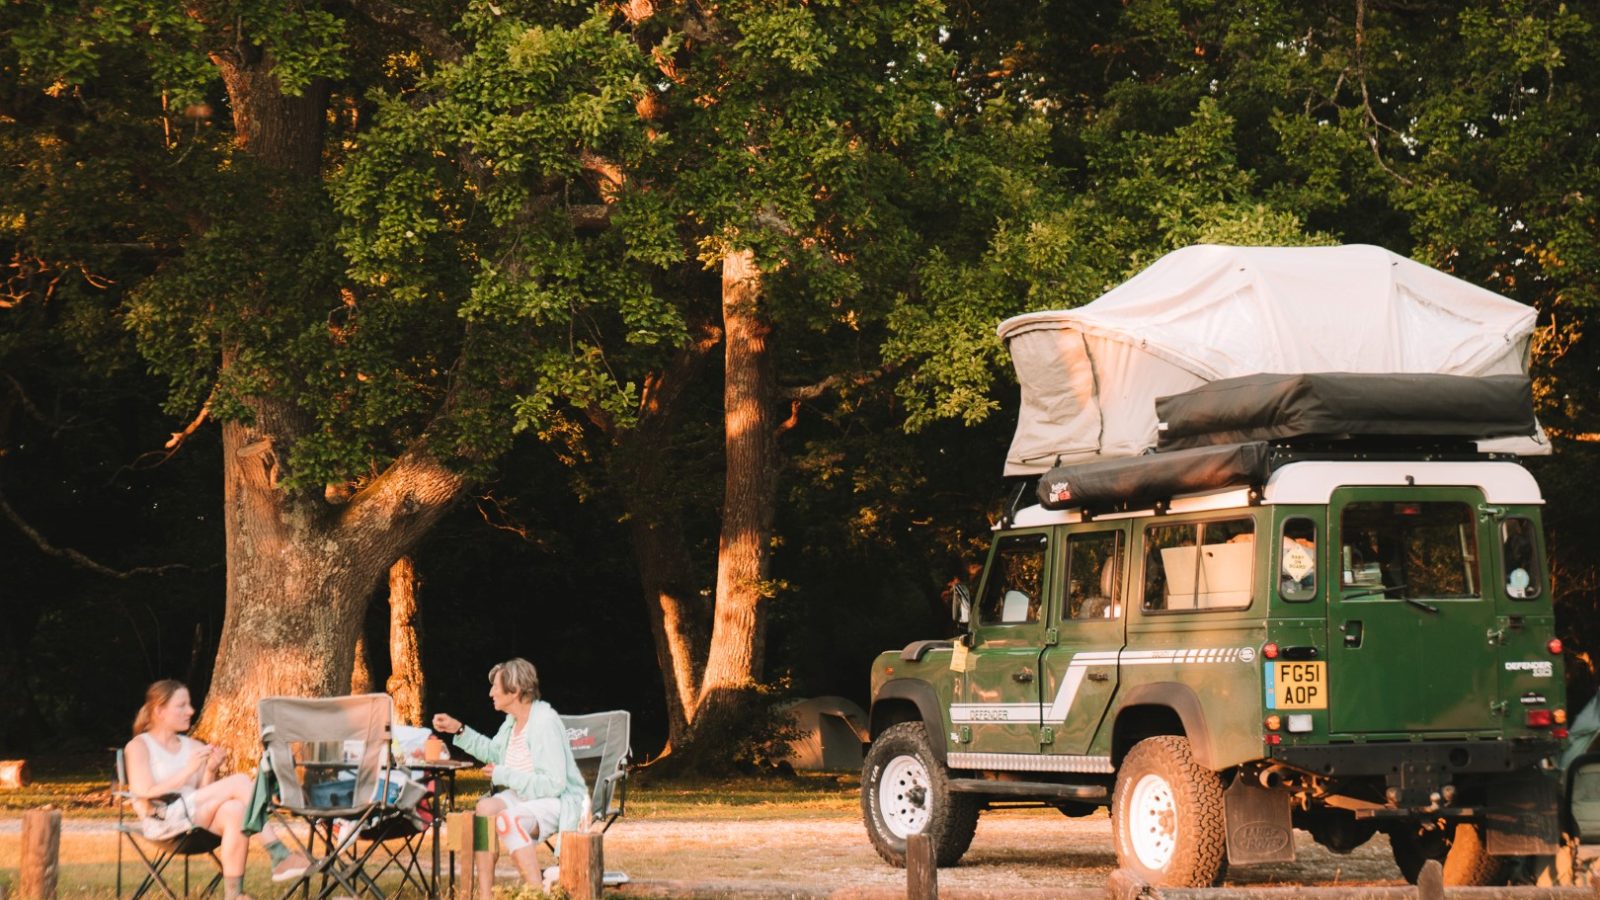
[124,836,181,900]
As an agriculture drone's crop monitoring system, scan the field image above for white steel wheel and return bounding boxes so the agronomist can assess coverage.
[861,721,979,868]
[878,754,932,838]
[1111,735,1227,886]
[1126,771,1179,870]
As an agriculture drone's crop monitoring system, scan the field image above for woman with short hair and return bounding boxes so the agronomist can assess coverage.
[123,680,307,898]
[432,658,588,898]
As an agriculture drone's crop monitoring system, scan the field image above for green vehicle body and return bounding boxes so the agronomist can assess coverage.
[865,455,1565,878]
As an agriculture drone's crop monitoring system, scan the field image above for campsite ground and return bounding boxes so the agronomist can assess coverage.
[0,761,1408,897]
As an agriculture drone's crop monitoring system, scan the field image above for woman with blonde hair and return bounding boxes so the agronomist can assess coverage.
[432,658,588,898]
[124,680,307,898]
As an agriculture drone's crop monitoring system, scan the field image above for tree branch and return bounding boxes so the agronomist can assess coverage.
[777,364,892,401]
[124,386,215,472]
[0,480,194,578]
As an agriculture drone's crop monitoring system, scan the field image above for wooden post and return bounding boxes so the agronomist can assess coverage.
[1416,859,1444,900]
[0,760,29,789]
[1107,868,1149,900]
[18,806,61,900]
[905,833,937,900]
[558,832,603,900]
[448,811,475,900]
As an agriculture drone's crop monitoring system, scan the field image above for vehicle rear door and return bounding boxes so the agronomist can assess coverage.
[1327,487,1501,734]
[1040,525,1129,756]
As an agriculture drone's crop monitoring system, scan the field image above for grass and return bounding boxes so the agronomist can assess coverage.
[0,754,861,820]
[0,754,863,896]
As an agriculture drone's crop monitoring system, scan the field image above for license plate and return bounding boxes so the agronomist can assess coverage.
[1266,661,1327,709]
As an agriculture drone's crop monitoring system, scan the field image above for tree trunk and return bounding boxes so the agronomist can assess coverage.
[384,556,424,727]
[624,498,707,752]
[197,422,465,762]
[190,49,466,765]
[351,634,374,694]
[693,248,777,736]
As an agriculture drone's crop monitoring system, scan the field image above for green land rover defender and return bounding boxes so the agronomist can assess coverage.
[861,373,1566,887]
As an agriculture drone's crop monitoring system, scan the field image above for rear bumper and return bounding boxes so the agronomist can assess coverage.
[1272,738,1561,778]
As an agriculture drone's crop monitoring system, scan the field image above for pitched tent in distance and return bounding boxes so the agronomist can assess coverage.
[996,244,1546,476]
[775,696,869,772]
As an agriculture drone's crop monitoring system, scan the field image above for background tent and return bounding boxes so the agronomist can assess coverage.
[777,696,869,771]
[997,244,1545,476]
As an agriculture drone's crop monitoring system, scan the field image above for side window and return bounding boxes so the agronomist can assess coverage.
[977,534,1048,625]
[1143,517,1256,612]
[1066,532,1123,620]
[1502,517,1542,600]
[1280,518,1318,602]
[1340,502,1479,598]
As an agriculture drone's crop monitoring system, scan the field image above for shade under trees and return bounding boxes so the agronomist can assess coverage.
[3,0,1599,760]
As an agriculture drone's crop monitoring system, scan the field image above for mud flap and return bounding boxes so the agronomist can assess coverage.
[1485,770,1560,856]
[1224,772,1295,865]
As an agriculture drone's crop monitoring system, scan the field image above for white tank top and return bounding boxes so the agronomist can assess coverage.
[139,733,203,793]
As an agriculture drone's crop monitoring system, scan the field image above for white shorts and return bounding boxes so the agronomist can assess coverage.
[492,790,560,848]
[140,792,197,841]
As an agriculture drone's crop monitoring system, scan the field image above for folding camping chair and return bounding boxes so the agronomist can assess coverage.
[560,710,632,834]
[113,748,224,900]
[543,710,631,886]
[257,694,428,899]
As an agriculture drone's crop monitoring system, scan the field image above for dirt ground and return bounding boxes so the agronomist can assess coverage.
[597,807,1405,897]
[0,806,1409,897]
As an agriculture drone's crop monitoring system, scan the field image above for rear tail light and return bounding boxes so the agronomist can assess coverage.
[1549,638,1564,655]
[1264,733,1282,745]
[1262,642,1280,660]
[1555,728,1570,739]
[1526,709,1553,728]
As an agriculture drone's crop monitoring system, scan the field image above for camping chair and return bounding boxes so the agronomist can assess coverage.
[113,748,224,900]
[561,710,631,833]
[257,694,428,899]
[543,710,631,886]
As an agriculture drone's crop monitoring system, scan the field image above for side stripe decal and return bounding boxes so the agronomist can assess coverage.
[950,645,1256,726]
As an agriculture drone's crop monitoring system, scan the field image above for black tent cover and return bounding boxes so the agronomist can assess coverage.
[1154,372,1535,452]
[1036,442,1272,511]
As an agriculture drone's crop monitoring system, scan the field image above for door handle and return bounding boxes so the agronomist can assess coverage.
[1012,668,1034,684]
[1087,672,1110,683]
[1341,620,1363,648]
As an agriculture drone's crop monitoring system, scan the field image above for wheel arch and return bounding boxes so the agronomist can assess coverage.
[1111,683,1216,770]
[870,679,948,764]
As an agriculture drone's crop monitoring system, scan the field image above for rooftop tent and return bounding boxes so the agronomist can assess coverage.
[996,244,1543,476]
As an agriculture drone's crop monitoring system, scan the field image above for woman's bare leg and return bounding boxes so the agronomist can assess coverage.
[474,796,505,900]
[188,772,306,875]
[509,843,542,886]
[211,798,249,877]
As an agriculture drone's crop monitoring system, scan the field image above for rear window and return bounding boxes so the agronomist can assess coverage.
[1280,517,1318,602]
[1340,501,1479,598]
[1502,517,1542,600]
[1142,517,1255,612]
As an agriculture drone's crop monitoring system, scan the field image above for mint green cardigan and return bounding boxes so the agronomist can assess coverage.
[452,700,588,836]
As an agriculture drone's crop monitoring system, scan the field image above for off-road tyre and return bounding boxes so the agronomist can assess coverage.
[1390,822,1507,886]
[861,721,979,868]
[1111,735,1228,887]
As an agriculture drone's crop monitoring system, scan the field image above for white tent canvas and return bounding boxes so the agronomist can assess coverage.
[777,696,869,771]
[997,244,1544,476]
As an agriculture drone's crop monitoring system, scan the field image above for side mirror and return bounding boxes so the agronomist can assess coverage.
[951,583,971,626]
